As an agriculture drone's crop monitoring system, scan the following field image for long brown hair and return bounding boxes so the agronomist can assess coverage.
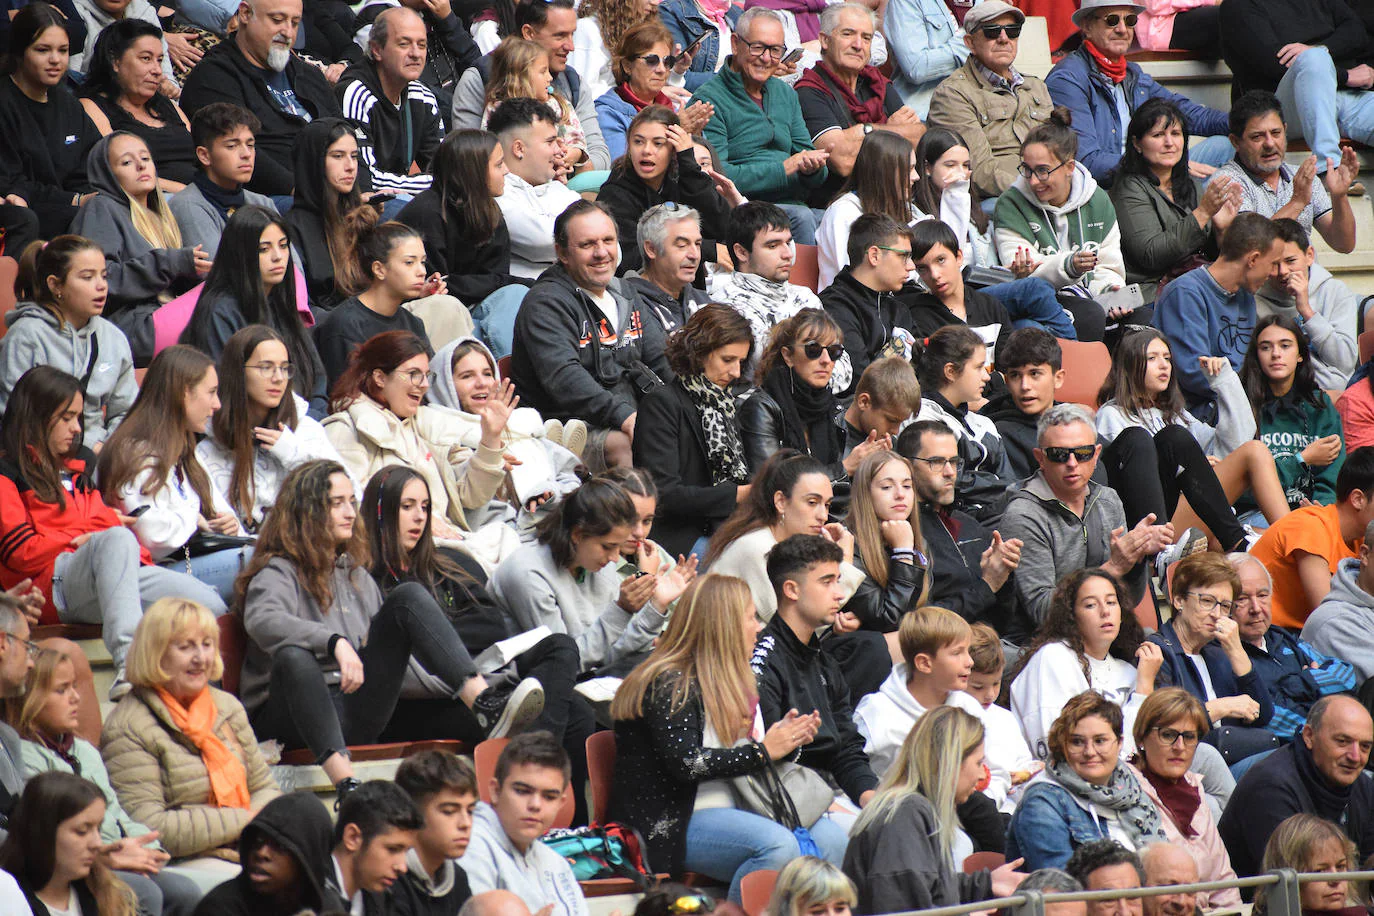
[431,129,503,244]
[1007,568,1145,686]
[705,450,826,563]
[835,131,915,221]
[235,459,369,612]
[586,0,660,72]
[755,308,844,384]
[361,465,471,591]
[845,449,929,596]
[212,325,300,530]
[611,575,758,743]
[99,345,217,513]
[1096,327,1186,426]
[0,366,84,510]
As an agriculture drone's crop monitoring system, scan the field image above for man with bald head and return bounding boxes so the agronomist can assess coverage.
[460,890,535,916]
[1219,696,1374,877]
[338,6,446,198]
[182,0,345,196]
[1139,845,1200,916]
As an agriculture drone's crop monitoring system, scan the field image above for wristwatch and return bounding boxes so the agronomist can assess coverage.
[862,123,874,135]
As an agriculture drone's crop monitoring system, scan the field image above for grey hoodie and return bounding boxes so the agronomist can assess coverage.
[1302,557,1374,681]
[0,303,137,445]
[999,473,1142,632]
[1255,263,1359,391]
[69,133,199,314]
[457,803,589,916]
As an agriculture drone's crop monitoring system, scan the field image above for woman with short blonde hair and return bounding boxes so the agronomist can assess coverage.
[1256,814,1367,915]
[766,856,857,916]
[100,597,280,860]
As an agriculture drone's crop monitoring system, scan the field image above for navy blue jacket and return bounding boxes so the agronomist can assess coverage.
[1147,619,1275,727]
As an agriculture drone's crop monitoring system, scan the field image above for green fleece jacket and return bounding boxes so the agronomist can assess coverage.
[691,60,828,203]
[1258,389,1345,508]
[992,161,1125,296]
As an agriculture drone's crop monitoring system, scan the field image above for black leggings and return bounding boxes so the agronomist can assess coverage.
[1102,426,1247,552]
[250,582,482,763]
[1168,5,1221,56]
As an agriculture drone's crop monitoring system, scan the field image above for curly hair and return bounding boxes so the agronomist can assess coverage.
[1047,690,1123,765]
[1008,568,1145,687]
[584,0,660,74]
[665,303,754,377]
[235,459,368,612]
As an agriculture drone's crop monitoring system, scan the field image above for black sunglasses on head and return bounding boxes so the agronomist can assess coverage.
[979,23,1022,38]
[1043,445,1097,463]
[801,341,845,361]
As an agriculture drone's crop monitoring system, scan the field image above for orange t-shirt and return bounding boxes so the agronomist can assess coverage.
[1249,504,1361,629]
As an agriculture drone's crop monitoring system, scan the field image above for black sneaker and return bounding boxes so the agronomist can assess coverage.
[473,677,544,739]
[334,777,363,811]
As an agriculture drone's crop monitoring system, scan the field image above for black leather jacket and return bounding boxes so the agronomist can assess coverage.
[737,387,855,515]
[841,547,927,632]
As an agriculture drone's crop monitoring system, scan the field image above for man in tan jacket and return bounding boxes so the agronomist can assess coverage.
[927,0,1053,199]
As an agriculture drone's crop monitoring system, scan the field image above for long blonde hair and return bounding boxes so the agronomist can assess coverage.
[611,575,758,744]
[107,132,183,253]
[486,37,574,123]
[845,449,929,596]
[853,705,983,862]
[6,648,75,742]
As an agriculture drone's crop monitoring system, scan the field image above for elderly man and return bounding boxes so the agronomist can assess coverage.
[1044,0,1230,185]
[1065,839,1144,916]
[1303,518,1374,682]
[351,0,481,116]
[795,2,924,193]
[1228,552,1356,741]
[1139,845,1201,916]
[337,6,445,198]
[999,403,1172,638]
[626,204,711,333]
[181,0,344,197]
[508,201,671,437]
[928,0,1052,199]
[449,0,610,173]
[692,7,830,243]
[1214,91,1358,254]
[1219,695,1374,876]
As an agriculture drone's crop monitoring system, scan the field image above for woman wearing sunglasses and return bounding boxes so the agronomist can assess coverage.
[1127,688,1242,909]
[1096,328,1290,555]
[1008,567,1160,761]
[595,21,712,162]
[1146,552,1277,758]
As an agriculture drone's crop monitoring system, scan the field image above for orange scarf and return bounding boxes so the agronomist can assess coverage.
[154,687,251,810]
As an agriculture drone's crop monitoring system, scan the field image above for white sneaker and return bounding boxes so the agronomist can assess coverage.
[109,671,132,702]
[562,420,588,458]
[543,419,565,447]
[1241,524,1263,552]
[1154,527,1207,582]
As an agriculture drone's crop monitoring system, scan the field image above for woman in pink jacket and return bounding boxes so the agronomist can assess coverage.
[1134,0,1219,56]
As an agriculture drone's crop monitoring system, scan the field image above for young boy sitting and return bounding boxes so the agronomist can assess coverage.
[963,623,1040,813]
[393,750,480,916]
[330,781,425,915]
[853,606,984,777]
[169,102,279,256]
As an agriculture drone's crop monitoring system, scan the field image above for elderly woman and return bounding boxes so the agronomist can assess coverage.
[100,597,281,861]
[1127,688,1241,908]
[1148,552,1276,760]
[1007,691,1168,871]
[633,304,754,557]
[594,20,710,161]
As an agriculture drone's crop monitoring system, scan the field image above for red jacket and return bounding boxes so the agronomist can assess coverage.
[0,450,152,624]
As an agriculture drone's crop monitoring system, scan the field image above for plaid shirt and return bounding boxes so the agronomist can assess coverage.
[1245,626,1356,741]
[976,61,1024,93]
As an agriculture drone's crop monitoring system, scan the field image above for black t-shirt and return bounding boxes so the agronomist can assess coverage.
[797,77,904,203]
[314,295,431,387]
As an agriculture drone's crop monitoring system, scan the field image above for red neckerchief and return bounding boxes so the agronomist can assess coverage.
[794,61,889,124]
[615,82,674,112]
[1084,39,1127,83]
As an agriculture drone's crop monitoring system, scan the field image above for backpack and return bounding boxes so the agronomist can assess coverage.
[543,823,653,883]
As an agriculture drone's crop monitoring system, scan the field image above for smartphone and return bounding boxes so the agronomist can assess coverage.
[781,47,805,65]
[681,29,708,58]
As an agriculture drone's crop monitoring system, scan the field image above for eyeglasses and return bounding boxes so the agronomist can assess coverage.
[875,245,914,259]
[2,633,40,661]
[1042,445,1097,464]
[1097,12,1138,27]
[978,23,1022,38]
[1235,590,1271,608]
[1187,591,1235,614]
[740,39,786,60]
[801,341,845,361]
[635,53,680,69]
[1150,726,1201,747]
[245,362,294,380]
[667,896,715,916]
[393,368,437,388]
[1017,160,1069,181]
[911,455,965,472]
[1067,734,1119,753]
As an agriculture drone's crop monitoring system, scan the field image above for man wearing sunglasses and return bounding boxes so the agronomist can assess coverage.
[1043,0,1230,185]
[927,1,1052,199]
[1000,403,1174,635]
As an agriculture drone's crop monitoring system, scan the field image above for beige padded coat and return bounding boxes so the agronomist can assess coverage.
[99,686,281,860]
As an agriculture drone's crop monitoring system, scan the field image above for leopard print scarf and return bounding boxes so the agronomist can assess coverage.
[680,374,751,485]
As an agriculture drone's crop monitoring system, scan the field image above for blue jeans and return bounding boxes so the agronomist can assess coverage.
[1190,135,1235,169]
[471,284,530,359]
[162,546,253,606]
[776,204,821,246]
[1276,45,1374,169]
[983,277,1077,339]
[683,808,849,902]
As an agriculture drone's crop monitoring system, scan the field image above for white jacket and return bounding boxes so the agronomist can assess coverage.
[116,459,245,561]
[497,174,586,278]
[816,193,930,290]
[196,395,349,530]
[978,699,1038,813]
[1010,640,1144,761]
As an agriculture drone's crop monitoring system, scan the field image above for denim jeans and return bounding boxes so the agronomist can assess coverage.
[52,527,228,669]
[1189,135,1236,170]
[683,808,850,901]
[1276,46,1374,168]
[776,204,822,246]
[471,284,531,360]
[983,277,1077,339]
[160,546,251,606]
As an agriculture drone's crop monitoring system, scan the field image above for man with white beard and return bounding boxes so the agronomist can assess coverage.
[182,0,345,197]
